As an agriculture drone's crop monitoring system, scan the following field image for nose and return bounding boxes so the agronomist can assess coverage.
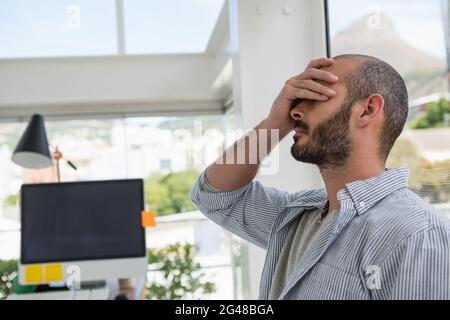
[290,103,304,121]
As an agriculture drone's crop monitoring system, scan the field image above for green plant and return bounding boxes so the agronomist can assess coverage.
[2,194,18,208]
[144,169,199,216]
[146,243,215,300]
[0,259,18,299]
[410,98,450,129]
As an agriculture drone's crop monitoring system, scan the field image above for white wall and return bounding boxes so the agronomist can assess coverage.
[229,0,328,299]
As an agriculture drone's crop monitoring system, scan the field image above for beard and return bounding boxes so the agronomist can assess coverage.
[290,98,353,169]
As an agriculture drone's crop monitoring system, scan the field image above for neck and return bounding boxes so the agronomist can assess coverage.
[319,155,385,213]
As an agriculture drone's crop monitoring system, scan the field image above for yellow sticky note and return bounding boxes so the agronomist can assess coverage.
[25,265,43,284]
[45,264,63,282]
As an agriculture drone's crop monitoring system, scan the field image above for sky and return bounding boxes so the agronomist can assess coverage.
[328,0,448,59]
[0,0,225,57]
[0,0,447,59]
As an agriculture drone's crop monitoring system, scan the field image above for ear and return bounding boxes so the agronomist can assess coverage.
[356,93,384,127]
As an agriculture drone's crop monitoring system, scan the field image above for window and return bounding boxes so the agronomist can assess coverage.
[124,0,225,54]
[0,0,117,58]
[0,0,225,58]
[0,114,240,299]
[327,0,450,217]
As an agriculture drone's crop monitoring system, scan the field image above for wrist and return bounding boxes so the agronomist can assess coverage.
[260,117,293,138]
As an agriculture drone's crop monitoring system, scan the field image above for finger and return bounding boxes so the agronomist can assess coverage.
[299,68,339,83]
[288,79,336,97]
[307,57,334,69]
[291,88,330,101]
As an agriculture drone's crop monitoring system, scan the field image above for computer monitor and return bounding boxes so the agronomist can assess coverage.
[19,179,147,286]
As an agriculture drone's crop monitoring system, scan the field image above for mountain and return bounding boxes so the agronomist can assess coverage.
[331,13,448,99]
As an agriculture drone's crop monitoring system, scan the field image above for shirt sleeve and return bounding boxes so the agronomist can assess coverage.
[376,227,450,300]
[190,171,293,249]
[198,170,224,193]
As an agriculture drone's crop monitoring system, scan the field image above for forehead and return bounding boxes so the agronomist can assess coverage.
[323,58,359,79]
[317,58,360,91]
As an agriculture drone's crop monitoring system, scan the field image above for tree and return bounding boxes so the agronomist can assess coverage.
[410,98,450,129]
[144,169,199,216]
[2,194,18,208]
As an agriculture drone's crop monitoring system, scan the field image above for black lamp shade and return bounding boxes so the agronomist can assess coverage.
[11,114,52,169]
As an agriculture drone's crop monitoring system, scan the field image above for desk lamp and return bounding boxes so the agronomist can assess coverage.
[12,114,77,182]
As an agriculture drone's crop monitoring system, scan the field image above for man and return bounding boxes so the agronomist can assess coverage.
[191,55,450,299]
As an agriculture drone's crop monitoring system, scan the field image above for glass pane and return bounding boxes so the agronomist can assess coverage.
[328,0,448,100]
[45,118,128,181]
[0,0,117,58]
[328,0,450,218]
[124,0,225,54]
[0,113,239,299]
[0,118,128,234]
[124,115,226,215]
[145,217,235,299]
[0,115,226,231]
[0,231,20,260]
[0,123,24,233]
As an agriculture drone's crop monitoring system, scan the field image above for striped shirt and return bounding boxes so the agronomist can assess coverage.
[191,167,450,300]
[269,207,336,299]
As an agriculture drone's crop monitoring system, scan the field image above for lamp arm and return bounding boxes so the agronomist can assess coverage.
[48,144,77,171]
[66,160,78,171]
[48,145,78,182]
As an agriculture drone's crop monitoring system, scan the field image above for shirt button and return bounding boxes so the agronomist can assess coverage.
[359,201,366,209]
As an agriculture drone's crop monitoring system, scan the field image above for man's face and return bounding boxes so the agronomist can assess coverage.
[290,59,358,169]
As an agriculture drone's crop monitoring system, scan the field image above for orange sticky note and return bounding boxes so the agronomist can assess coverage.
[141,210,156,228]
[45,264,63,282]
[25,265,43,284]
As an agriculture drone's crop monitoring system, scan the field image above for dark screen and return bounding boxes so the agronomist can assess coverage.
[21,179,145,264]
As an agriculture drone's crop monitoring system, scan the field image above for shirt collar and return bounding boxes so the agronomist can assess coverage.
[337,167,409,215]
[285,190,328,210]
[286,167,409,215]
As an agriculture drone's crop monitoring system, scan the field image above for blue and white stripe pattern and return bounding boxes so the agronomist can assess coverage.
[191,168,450,299]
